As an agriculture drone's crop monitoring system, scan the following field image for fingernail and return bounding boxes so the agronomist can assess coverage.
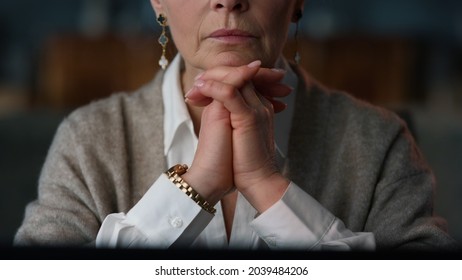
[194,72,204,80]
[247,60,262,68]
[271,68,286,73]
[185,87,194,98]
[194,79,205,87]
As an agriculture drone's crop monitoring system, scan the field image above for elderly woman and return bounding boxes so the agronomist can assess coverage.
[15,0,456,250]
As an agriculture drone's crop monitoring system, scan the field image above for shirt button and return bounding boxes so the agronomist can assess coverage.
[170,217,183,228]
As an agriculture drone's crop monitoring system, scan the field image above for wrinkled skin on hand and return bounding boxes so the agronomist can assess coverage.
[183,61,291,212]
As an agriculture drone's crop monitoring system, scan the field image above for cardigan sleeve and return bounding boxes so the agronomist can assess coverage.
[364,122,458,250]
[14,119,102,246]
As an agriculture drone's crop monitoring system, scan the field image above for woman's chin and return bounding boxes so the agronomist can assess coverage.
[208,52,264,68]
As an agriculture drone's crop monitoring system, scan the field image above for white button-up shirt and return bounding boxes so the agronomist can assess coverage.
[96,55,375,250]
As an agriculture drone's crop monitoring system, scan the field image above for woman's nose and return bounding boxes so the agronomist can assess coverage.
[211,0,249,13]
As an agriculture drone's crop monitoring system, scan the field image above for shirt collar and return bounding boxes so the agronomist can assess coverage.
[162,54,298,159]
[162,55,194,156]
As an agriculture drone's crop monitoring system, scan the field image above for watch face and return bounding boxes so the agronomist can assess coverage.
[171,164,188,175]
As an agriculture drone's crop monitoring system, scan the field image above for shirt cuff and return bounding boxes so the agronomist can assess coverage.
[250,182,373,250]
[126,173,214,247]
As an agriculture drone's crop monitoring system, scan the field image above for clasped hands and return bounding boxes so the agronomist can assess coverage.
[182,61,292,213]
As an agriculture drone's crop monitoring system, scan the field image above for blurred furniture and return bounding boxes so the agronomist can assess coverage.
[36,34,172,109]
[288,37,415,106]
[35,34,416,109]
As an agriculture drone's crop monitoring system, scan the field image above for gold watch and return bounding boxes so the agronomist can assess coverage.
[165,164,216,215]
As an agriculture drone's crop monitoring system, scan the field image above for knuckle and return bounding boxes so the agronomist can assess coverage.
[247,108,259,121]
[222,85,238,100]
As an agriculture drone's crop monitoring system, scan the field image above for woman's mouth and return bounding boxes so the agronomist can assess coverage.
[207,29,257,44]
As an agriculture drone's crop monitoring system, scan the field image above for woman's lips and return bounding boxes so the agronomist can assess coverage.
[207,29,257,44]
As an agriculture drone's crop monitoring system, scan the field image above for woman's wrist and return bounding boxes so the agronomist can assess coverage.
[239,172,290,213]
[181,169,229,206]
[165,164,218,214]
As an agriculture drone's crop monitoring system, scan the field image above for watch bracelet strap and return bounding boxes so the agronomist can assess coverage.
[165,166,216,215]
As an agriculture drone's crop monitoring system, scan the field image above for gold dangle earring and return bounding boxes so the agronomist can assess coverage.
[294,10,303,65]
[157,14,169,70]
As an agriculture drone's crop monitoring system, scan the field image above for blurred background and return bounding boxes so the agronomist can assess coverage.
[0,0,461,247]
